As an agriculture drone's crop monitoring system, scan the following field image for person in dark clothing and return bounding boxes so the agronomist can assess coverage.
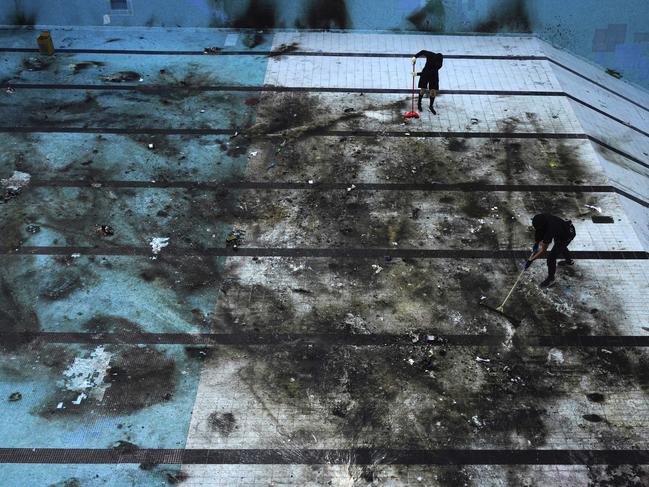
[527,214,576,288]
[412,50,443,114]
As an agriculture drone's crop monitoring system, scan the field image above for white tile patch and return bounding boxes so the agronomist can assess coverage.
[264,56,562,92]
[271,31,542,56]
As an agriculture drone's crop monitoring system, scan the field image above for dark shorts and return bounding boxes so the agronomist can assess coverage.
[418,74,439,90]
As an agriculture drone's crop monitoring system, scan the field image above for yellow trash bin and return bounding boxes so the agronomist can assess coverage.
[37,31,55,55]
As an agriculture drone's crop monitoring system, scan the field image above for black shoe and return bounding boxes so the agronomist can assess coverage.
[540,277,555,288]
[430,106,436,114]
[558,259,574,266]
[417,104,423,112]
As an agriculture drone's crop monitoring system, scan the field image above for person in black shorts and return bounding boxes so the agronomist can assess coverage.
[526,213,577,288]
[412,50,443,114]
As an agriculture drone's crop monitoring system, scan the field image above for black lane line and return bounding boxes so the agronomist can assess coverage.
[0,47,546,59]
[3,83,563,98]
[29,180,617,193]
[1,448,648,465]
[3,332,649,347]
[588,136,649,171]
[565,94,649,139]
[615,188,649,209]
[1,247,647,259]
[0,126,588,140]
[548,59,649,114]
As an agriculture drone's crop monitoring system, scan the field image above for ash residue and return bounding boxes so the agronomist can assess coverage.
[22,57,52,71]
[71,61,105,74]
[102,347,176,413]
[208,411,237,436]
[0,276,40,349]
[39,346,177,417]
[102,71,142,83]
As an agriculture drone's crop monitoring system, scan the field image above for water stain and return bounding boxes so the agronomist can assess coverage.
[306,0,350,30]
[474,0,531,33]
[233,0,276,29]
[406,0,445,32]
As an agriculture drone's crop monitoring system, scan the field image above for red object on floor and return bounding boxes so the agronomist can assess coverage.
[404,61,419,119]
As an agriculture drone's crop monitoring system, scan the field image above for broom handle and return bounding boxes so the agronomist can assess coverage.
[411,61,415,112]
[498,267,526,309]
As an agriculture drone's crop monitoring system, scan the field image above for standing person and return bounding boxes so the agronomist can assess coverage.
[411,50,443,114]
[527,214,576,288]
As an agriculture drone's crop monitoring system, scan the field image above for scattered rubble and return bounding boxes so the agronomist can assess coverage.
[203,46,223,54]
[225,229,245,248]
[150,237,170,255]
[8,392,22,402]
[1,170,31,203]
[268,42,300,58]
[547,348,564,365]
[96,225,115,237]
[1,170,31,191]
[585,205,602,213]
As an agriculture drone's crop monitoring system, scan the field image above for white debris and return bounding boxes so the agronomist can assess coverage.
[56,402,64,409]
[150,237,170,254]
[426,335,436,341]
[346,184,356,192]
[71,392,87,405]
[547,348,564,365]
[147,143,155,150]
[371,264,383,274]
[585,205,602,213]
[289,263,305,273]
[248,151,258,158]
[308,180,314,185]
[5,86,16,94]
[1,170,31,191]
[476,356,490,363]
[61,346,112,401]
[407,358,415,365]
[71,253,81,258]
[471,415,483,427]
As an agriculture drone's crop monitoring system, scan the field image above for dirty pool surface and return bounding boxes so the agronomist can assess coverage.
[1,29,649,487]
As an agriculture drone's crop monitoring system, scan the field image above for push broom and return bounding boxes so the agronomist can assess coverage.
[480,248,537,327]
[403,57,419,119]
